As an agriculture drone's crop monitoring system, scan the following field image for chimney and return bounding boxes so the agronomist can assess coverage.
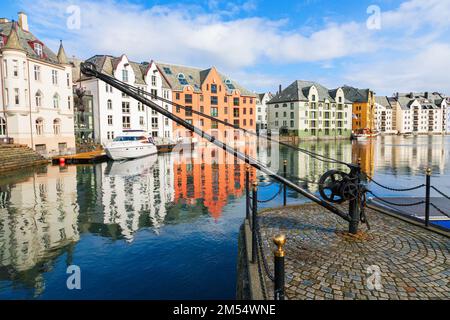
[424,92,429,99]
[278,84,282,95]
[0,18,9,24]
[18,12,28,32]
[410,92,414,98]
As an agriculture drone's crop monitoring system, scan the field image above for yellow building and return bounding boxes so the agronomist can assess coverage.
[342,86,376,132]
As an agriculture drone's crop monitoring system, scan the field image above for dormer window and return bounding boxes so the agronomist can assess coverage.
[122,69,128,82]
[312,94,316,101]
[34,43,43,57]
[177,73,188,85]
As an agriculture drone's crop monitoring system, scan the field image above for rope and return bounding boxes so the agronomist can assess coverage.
[430,203,450,218]
[431,186,450,201]
[364,174,425,192]
[367,191,425,207]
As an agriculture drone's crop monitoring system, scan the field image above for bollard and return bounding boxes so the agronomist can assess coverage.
[425,168,432,227]
[245,165,250,221]
[252,181,258,264]
[283,160,287,207]
[273,234,286,300]
[348,158,362,234]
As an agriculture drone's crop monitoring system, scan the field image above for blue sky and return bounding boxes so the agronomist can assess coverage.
[2,0,450,95]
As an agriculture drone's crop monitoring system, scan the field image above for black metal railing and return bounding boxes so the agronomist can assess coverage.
[245,173,286,301]
[365,168,450,227]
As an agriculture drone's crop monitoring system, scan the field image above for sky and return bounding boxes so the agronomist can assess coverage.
[1,0,450,95]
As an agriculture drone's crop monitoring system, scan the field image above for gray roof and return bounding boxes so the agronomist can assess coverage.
[80,55,184,89]
[0,21,60,65]
[268,80,351,104]
[375,96,392,109]
[395,92,445,110]
[156,62,256,97]
[342,86,371,103]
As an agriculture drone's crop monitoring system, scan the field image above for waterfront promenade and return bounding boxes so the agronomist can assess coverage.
[255,203,449,300]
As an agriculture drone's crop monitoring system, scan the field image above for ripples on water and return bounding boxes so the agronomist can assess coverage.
[0,136,448,299]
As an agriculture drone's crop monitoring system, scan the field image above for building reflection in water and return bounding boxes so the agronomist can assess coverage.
[172,143,257,219]
[0,165,79,296]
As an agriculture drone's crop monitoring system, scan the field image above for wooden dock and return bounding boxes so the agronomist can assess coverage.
[52,150,108,165]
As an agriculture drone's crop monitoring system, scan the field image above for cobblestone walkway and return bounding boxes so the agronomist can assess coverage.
[257,204,450,300]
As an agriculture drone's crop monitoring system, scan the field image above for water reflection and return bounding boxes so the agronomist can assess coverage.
[0,135,448,298]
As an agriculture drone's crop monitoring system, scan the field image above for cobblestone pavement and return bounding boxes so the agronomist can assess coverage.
[257,203,450,300]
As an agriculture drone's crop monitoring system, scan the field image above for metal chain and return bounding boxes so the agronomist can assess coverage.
[249,186,283,203]
[364,174,425,192]
[255,237,269,300]
[255,219,275,282]
[367,191,425,207]
[431,186,450,201]
[430,203,450,218]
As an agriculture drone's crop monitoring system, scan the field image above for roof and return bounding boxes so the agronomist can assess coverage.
[268,80,351,104]
[341,86,371,103]
[0,20,60,64]
[374,96,392,109]
[56,40,68,64]
[156,62,256,97]
[394,92,445,110]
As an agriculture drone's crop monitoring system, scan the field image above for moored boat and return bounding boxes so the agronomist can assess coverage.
[105,130,157,161]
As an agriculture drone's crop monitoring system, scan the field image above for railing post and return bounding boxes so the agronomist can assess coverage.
[348,158,361,235]
[245,164,250,221]
[425,167,432,227]
[252,181,258,264]
[273,234,286,301]
[283,160,287,207]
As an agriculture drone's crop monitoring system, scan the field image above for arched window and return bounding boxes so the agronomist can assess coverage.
[312,94,316,101]
[53,119,61,135]
[36,118,44,135]
[53,93,60,109]
[35,91,42,107]
[0,117,6,136]
[107,99,112,110]
[177,73,188,85]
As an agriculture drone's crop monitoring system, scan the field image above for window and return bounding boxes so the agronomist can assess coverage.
[250,108,253,115]
[312,94,316,101]
[140,116,144,126]
[0,37,3,48]
[108,115,113,125]
[53,119,61,135]
[34,43,43,56]
[290,120,294,127]
[67,73,70,87]
[36,118,44,135]
[52,70,58,85]
[0,117,6,136]
[35,91,42,107]
[163,67,172,74]
[122,116,130,129]
[211,107,218,117]
[122,102,130,113]
[14,88,19,105]
[151,89,158,100]
[211,84,217,94]
[151,75,157,86]
[290,103,294,110]
[211,120,218,129]
[68,97,71,109]
[233,108,239,117]
[225,79,235,90]
[13,60,19,77]
[185,107,192,117]
[224,107,228,115]
[53,94,60,109]
[200,119,204,127]
[177,73,188,85]
[185,94,193,104]
[234,119,239,127]
[211,96,218,105]
[107,99,112,110]
[233,98,240,106]
[176,93,180,100]
[122,69,129,82]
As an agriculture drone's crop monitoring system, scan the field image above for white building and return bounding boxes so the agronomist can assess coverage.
[76,55,173,145]
[392,92,447,134]
[256,92,273,132]
[0,13,75,156]
[267,81,353,140]
[374,96,395,134]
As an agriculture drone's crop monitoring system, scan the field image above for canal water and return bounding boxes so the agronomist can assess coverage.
[0,136,449,299]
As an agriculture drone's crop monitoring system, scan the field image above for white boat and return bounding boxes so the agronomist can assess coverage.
[105,130,157,161]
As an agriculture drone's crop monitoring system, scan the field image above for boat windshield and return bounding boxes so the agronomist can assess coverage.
[113,136,148,142]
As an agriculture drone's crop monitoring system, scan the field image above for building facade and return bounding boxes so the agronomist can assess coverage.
[391,92,447,134]
[155,62,256,144]
[0,13,75,156]
[267,81,353,140]
[76,55,173,145]
[256,92,273,132]
[342,86,376,132]
[374,96,395,134]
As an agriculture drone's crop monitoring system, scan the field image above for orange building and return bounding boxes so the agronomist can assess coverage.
[156,63,257,143]
[172,145,256,219]
[342,86,376,132]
